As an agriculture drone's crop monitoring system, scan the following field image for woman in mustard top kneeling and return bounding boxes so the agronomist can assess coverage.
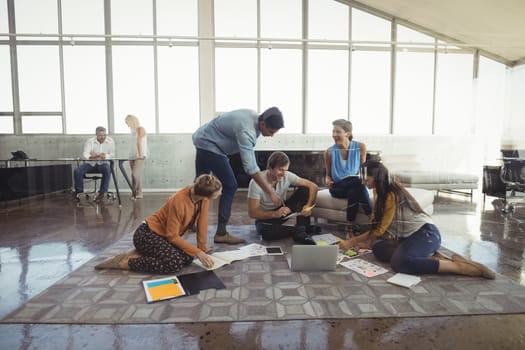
[339,160,495,279]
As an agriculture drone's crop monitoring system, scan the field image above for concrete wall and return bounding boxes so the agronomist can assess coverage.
[0,133,487,193]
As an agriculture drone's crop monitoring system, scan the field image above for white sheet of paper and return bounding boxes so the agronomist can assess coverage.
[313,233,341,246]
[387,273,421,288]
[214,249,252,262]
[340,258,388,277]
[194,243,272,270]
[281,212,299,220]
[238,243,267,256]
[193,255,230,270]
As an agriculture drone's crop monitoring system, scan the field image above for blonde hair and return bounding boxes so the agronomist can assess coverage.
[193,173,222,197]
[125,114,140,130]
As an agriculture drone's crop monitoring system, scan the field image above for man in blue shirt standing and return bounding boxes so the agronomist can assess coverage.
[192,107,285,244]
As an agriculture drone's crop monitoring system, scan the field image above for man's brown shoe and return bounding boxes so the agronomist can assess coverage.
[214,233,245,244]
[95,192,105,203]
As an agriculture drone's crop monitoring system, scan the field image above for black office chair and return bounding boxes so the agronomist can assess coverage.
[499,150,525,213]
[482,165,506,209]
[81,172,114,202]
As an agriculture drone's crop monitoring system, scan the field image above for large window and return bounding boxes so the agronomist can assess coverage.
[157,46,200,133]
[63,46,107,134]
[352,8,391,42]
[22,115,62,133]
[0,117,13,134]
[394,51,434,134]
[1,0,509,139]
[14,0,58,40]
[477,57,506,161]
[307,49,348,134]
[350,9,392,134]
[434,53,474,135]
[0,43,13,133]
[17,46,61,112]
[261,49,302,134]
[308,0,348,41]
[0,46,12,112]
[0,0,8,33]
[393,26,435,134]
[112,46,155,134]
[61,0,104,36]
[260,0,301,39]
[215,48,257,113]
[111,0,153,37]
[215,0,257,38]
[350,51,391,134]
[157,0,198,37]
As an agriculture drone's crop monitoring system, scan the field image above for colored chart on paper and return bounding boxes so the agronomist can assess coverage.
[143,276,186,302]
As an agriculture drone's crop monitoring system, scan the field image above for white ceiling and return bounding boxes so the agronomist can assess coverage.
[344,0,525,66]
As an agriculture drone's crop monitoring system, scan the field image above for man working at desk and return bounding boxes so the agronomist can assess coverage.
[72,126,115,202]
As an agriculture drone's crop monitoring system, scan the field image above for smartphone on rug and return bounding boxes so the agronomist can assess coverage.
[265,246,284,255]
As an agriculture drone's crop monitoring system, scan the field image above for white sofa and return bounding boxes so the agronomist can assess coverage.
[382,154,479,199]
[311,187,435,225]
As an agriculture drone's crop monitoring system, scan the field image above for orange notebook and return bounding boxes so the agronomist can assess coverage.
[142,276,186,303]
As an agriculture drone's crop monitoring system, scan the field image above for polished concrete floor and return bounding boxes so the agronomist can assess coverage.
[1,190,525,349]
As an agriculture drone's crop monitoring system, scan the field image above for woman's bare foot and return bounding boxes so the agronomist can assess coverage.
[452,260,496,279]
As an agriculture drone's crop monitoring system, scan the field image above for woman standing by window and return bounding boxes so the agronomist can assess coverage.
[125,114,149,200]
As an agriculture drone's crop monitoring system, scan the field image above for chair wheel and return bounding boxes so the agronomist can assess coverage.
[501,203,515,213]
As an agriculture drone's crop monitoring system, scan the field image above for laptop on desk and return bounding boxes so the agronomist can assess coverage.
[289,245,338,271]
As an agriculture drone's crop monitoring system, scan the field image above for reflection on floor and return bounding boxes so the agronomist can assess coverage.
[1,191,524,349]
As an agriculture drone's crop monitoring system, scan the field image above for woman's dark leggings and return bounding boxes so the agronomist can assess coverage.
[128,223,193,274]
[329,177,371,221]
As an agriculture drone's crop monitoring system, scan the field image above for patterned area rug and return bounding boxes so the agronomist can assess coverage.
[3,225,525,324]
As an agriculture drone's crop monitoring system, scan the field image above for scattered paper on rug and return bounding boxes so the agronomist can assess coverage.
[3,226,525,324]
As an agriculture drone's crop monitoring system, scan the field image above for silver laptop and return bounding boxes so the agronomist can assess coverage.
[289,245,338,271]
